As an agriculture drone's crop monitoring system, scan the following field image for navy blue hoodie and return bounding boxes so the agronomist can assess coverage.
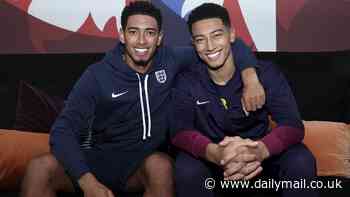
[50,39,257,181]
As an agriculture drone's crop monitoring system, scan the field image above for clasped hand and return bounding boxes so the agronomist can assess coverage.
[217,136,267,181]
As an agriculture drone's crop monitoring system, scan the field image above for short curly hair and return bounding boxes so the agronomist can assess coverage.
[187,3,231,34]
[121,1,162,31]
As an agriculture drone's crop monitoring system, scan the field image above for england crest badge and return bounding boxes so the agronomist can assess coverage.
[155,69,167,84]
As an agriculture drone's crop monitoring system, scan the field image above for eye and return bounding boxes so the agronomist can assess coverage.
[213,33,223,39]
[194,38,205,44]
[146,30,157,37]
[128,30,137,35]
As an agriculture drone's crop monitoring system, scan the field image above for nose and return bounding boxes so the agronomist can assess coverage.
[206,38,215,51]
[138,32,145,45]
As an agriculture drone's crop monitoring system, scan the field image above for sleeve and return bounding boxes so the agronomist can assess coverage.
[260,63,305,155]
[170,73,213,158]
[232,38,258,70]
[171,73,196,134]
[49,68,100,181]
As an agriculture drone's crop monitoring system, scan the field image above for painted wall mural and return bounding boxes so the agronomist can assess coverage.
[1,0,349,53]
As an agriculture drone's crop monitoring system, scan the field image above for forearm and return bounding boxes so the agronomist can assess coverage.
[261,125,304,156]
[171,130,212,158]
[241,67,260,85]
[232,39,258,70]
[50,118,90,180]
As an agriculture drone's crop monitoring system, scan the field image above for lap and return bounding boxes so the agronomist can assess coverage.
[261,143,316,178]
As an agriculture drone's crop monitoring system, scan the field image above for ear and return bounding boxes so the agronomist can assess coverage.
[119,28,125,44]
[156,31,164,46]
[230,28,236,43]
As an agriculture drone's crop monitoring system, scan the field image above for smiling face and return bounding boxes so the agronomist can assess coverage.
[191,18,235,71]
[120,14,163,73]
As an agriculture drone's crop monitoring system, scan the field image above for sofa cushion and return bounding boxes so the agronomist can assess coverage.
[13,81,64,133]
[0,130,49,190]
[303,121,350,177]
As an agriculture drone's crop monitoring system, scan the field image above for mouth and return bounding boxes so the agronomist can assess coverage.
[135,48,149,56]
[206,50,221,60]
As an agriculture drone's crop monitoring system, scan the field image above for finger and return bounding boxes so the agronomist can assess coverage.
[249,98,257,112]
[219,136,245,146]
[221,143,257,165]
[219,136,238,146]
[240,161,261,175]
[244,166,263,180]
[241,98,250,115]
[257,94,265,109]
[225,172,245,181]
[223,162,245,178]
[107,190,115,197]
[259,88,266,106]
[242,139,258,148]
[235,153,257,163]
[221,151,238,166]
[254,96,260,110]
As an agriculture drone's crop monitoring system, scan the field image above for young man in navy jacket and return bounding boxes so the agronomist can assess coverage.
[21,2,265,197]
[172,3,318,197]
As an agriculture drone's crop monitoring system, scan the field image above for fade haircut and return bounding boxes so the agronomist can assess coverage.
[187,3,231,34]
[121,1,162,31]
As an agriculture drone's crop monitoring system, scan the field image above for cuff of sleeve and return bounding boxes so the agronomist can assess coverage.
[261,134,283,156]
[171,130,212,159]
[193,134,212,158]
[69,166,91,182]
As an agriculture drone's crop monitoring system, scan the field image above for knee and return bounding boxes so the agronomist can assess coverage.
[143,152,174,180]
[26,154,60,178]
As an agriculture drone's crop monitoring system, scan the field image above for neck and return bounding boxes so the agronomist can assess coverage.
[123,55,152,74]
[208,53,235,86]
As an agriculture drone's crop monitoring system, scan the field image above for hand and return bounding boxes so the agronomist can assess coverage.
[224,161,262,181]
[241,68,266,112]
[78,173,115,197]
[220,138,267,180]
[218,137,258,166]
[221,142,261,180]
[222,144,262,180]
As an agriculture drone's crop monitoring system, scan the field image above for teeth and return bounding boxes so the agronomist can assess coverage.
[135,48,148,53]
[207,51,220,59]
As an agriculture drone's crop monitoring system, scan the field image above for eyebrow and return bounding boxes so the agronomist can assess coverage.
[193,29,225,39]
[126,27,158,32]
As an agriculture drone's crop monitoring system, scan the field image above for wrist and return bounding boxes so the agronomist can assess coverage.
[205,143,222,165]
[257,141,270,161]
[241,67,259,85]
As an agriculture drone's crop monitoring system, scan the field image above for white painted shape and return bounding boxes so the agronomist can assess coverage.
[90,0,124,31]
[28,0,123,32]
[238,0,276,51]
[181,0,224,18]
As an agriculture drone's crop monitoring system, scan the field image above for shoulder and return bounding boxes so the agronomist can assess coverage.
[257,60,291,93]
[257,61,285,81]
[175,68,201,88]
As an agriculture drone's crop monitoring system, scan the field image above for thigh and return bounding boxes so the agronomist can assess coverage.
[80,149,134,193]
[262,143,316,179]
[175,152,216,178]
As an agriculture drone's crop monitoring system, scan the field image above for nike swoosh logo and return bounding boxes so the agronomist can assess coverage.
[112,91,128,98]
[196,100,210,105]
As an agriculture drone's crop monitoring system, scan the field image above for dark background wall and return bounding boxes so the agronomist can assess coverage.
[1,51,350,129]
